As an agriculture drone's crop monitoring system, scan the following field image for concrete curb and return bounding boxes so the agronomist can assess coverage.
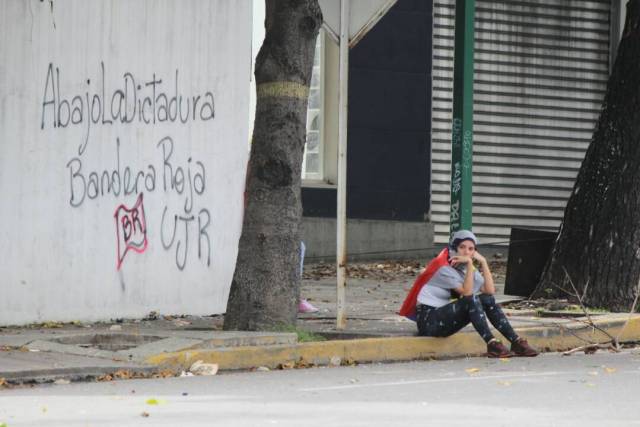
[0,365,159,384]
[145,316,640,371]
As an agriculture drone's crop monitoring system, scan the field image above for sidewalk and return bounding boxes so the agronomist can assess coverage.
[2,262,640,385]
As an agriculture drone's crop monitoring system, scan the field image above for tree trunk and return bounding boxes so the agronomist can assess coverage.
[533,0,640,311]
[223,1,322,330]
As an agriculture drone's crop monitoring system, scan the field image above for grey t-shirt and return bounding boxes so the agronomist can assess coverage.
[416,265,484,308]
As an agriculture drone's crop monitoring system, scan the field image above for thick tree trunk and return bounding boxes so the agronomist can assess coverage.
[533,0,640,311]
[223,1,322,330]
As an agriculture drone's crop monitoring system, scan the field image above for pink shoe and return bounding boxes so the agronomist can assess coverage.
[298,299,319,313]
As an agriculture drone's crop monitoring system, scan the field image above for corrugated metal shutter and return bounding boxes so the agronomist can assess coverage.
[431,0,611,245]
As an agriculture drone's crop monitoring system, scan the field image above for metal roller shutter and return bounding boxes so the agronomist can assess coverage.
[431,0,611,245]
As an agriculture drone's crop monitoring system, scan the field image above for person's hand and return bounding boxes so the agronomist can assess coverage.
[472,251,487,266]
[450,255,473,267]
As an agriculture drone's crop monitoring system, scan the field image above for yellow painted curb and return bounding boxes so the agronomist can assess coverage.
[145,315,640,371]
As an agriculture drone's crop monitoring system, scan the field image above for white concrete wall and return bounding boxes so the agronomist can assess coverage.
[0,0,251,325]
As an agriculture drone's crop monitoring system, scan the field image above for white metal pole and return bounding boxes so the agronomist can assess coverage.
[336,0,349,330]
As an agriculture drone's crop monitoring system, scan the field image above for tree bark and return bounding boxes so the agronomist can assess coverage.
[223,0,322,330]
[533,0,640,311]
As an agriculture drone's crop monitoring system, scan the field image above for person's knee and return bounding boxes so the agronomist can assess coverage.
[460,295,484,312]
[479,294,496,306]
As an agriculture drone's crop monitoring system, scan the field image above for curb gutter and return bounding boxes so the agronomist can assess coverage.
[145,316,640,371]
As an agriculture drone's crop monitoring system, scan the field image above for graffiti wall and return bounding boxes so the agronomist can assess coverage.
[0,1,251,324]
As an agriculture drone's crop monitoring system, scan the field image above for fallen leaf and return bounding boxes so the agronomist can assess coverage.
[53,379,70,385]
[151,369,175,379]
[42,321,63,329]
[294,359,315,369]
[499,358,511,363]
[113,370,133,380]
[278,361,295,370]
[97,374,113,382]
[0,378,8,388]
[341,358,357,366]
[603,367,617,374]
[465,368,481,374]
[497,380,512,386]
[141,412,150,418]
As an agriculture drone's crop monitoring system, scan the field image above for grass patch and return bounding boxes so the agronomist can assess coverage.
[565,305,609,313]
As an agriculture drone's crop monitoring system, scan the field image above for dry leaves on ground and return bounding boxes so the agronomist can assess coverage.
[304,260,425,282]
[304,259,507,283]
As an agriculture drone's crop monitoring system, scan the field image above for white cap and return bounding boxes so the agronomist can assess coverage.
[449,230,478,249]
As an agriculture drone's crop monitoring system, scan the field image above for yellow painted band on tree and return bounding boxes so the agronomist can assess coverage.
[257,82,309,99]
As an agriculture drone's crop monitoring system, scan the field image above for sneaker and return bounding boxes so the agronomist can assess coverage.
[487,339,512,358]
[298,299,319,313]
[511,338,539,357]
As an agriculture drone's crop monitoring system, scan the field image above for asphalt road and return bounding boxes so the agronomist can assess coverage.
[1,349,640,426]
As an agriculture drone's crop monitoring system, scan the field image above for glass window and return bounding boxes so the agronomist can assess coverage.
[302,31,324,181]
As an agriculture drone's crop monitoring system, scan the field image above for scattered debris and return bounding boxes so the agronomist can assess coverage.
[53,379,70,385]
[97,374,114,382]
[151,370,176,379]
[329,356,342,367]
[41,321,64,329]
[304,260,424,282]
[109,325,122,331]
[465,368,480,374]
[173,319,191,327]
[341,357,357,366]
[256,366,270,372]
[189,360,219,376]
[141,412,150,418]
[294,358,316,369]
[278,361,295,370]
[143,311,159,321]
[95,369,176,383]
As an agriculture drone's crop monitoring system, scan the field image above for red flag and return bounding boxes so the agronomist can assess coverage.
[398,247,450,320]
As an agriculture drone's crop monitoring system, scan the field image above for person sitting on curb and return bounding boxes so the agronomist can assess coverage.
[399,230,538,358]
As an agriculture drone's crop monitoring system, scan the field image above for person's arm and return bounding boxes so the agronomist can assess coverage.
[450,256,475,296]
[474,252,495,295]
